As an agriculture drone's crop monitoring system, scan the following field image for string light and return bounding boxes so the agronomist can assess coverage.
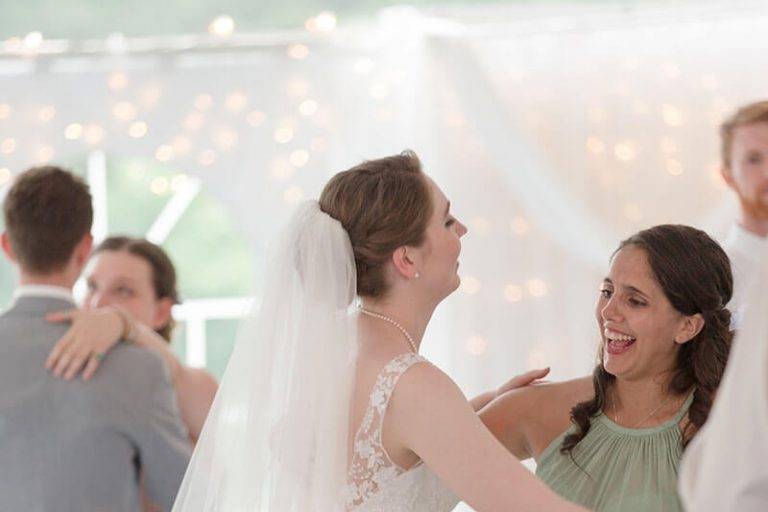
[208,15,235,37]
[661,104,684,127]
[510,216,531,236]
[305,11,337,33]
[35,146,54,163]
[150,176,169,195]
[273,127,294,144]
[128,121,148,138]
[171,174,189,192]
[287,44,309,60]
[225,92,248,113]
[0,103,10,119]
[155,144,174,162]
[289,149,309,167]
[298,99,318,116]
[666,158,684,176]
[526,279,548,298]
[586,136,606,155]
[614,142,637,162]
[466,336,488,356]
[37,105,56,123]
[504,284,524,303]
[246,110,266,127]
[107,71,128,91]
[213,127,238,150]
[64,123,83,140]
[172,135,191,155]
[460,276,481,295]
[83,124,105,145]
[23,31,43,50]
[197,149,216,166]
[183,112,205,131]
[112,101,137,122]
[0,167,11,186]
[1,138,17,154]
[194,94,214,111]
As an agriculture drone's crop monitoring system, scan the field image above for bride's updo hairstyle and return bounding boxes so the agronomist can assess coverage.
[319,150,432,298]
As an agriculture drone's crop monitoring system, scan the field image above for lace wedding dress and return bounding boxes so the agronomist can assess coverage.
[346,353,460,512]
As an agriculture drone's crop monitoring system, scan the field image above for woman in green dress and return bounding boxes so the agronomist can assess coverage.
[480,224,733,512]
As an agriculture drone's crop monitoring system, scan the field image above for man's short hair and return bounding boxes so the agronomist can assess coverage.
[720,100,768,168]
[3,165,93,274]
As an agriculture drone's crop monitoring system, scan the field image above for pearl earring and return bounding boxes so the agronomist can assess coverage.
[414,272,420,279]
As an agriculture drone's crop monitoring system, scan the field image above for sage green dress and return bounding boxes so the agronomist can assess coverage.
[535,393,693,512]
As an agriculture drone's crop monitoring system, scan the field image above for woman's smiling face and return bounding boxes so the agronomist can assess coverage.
[596,245,690,382]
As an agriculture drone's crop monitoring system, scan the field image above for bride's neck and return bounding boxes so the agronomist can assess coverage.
[360,294,435,351]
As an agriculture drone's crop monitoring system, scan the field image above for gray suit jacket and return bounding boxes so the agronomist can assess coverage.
[0,296,192,512]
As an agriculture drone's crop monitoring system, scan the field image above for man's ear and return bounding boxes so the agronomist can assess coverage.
[74,233,93,268]
[152,297,174,332]
[674,313,705,345]
[1,231,17,263]
[721,165,736,190]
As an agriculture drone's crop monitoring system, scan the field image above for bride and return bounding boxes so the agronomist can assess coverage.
[172,151,586,511]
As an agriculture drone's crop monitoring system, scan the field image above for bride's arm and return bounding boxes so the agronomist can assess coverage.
[389,364,587,512]
[477,388,540,459]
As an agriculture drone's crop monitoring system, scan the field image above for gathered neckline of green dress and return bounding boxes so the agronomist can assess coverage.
[538,391,694,463]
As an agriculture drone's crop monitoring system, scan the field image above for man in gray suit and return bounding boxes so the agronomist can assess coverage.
[0,166,191,511]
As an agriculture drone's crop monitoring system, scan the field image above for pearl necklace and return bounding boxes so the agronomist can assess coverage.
[359,307,418,353]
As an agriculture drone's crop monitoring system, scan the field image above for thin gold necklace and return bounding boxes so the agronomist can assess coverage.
[609,392,674,429]
[359,307,418,354]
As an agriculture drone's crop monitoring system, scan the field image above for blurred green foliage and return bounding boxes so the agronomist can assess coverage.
[0,0,645,39]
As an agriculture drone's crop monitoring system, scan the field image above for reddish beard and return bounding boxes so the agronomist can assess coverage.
[739,192,768,220]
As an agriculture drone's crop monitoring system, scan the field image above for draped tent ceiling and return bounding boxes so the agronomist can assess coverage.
[1,1,766,394]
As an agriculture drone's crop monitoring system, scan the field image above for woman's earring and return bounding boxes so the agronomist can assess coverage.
[414,272,420,279]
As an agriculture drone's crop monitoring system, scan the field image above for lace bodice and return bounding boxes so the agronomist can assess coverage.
[346,353,459,512]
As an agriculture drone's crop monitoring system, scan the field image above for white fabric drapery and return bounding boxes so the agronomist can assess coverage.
[1,1,766,399]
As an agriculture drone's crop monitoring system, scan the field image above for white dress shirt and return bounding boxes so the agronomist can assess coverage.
[12,284,75,305]
[678,243,768,511]
[723,223,767,327]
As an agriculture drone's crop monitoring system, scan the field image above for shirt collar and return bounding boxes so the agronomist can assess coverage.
[725,223,768,263]
[13,284,75,304]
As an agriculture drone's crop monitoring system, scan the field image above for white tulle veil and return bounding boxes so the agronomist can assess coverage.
[172,201,358,512]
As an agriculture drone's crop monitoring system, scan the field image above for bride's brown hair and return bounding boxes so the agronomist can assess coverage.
[561,225,734,458]
[319,150,432,298]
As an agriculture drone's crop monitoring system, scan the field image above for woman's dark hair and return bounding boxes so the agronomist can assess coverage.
[561,224,733,457]
[94,236,180,342]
